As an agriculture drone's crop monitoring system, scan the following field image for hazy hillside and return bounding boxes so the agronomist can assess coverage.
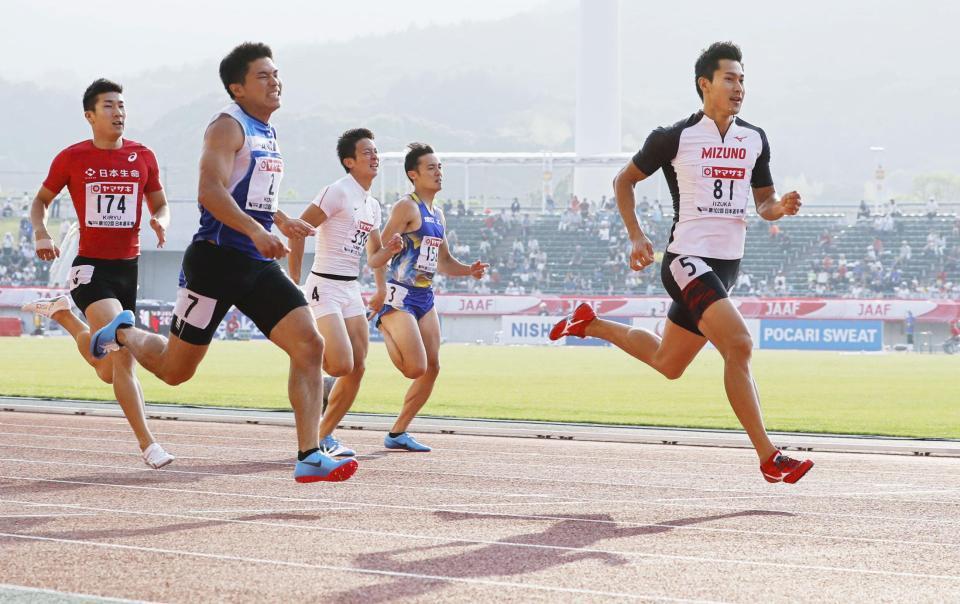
[2,1,957,203]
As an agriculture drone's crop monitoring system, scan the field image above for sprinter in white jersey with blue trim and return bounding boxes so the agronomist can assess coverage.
[288,128,402,458]
[92,42,358,483]
[374,143,488,452]
[551,42,813,484]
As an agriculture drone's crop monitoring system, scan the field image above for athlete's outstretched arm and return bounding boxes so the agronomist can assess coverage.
[198,115,287,259]
[29,186,60,261]
[144,190,170,248]
[436,213,487,279]
[612,161,655,271]
[287,205,326,284]
[753,185,802,221]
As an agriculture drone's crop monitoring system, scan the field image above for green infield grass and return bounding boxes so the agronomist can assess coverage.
[0,337,957,438]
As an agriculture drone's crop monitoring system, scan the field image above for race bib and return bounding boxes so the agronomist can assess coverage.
[385,283,409,308]
[85,182,138,228]
[669,255,713,291]
[172,288,217,329]
[69,265,94,290]
[245,156,283,213]
[696,165,748,218]
[415,236,442,273]
[343,220,374,257]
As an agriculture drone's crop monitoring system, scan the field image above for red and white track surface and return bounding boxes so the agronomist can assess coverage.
[1,405,959,602]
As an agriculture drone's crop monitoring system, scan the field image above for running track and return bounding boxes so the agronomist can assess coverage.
[1,409,959,602]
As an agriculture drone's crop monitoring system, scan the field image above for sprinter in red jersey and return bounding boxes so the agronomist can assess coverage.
[23,78,174,469]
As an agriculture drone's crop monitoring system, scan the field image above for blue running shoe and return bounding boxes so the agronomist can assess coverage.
[320,434,356,458]
[384,432,432,452]
[294,450,358,483]
[90,310,135,359]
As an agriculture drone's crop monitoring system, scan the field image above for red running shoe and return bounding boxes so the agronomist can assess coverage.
[760,450,814,484]
[549,303,597,340]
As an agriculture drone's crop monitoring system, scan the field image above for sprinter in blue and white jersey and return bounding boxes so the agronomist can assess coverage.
[374,143,488,452]
[92,42,357,484]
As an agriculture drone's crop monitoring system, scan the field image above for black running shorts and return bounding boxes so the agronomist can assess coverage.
[660,252,740,336]
[170,241,307,345]
[68,255,138,314]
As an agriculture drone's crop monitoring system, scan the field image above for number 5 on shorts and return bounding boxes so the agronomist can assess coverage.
[173,288,217,329]
[669,255,712,291]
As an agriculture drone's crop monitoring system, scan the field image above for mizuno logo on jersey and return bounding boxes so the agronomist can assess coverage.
[734,135,748,142]
[701,147,747,159]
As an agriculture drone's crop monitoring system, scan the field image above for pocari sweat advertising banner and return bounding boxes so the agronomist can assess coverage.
[759,319,883,351]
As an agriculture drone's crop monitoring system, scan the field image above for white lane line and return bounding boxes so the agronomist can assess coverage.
[4,444,960,516]
[0,438,787,495]
[0,513,100,518]
[179,506,360,514]
[2,498,959,584]
[0,446,561,501]
[0,582,149,603]
[8,405,952,458]
[3,419,955,480]
[3,464,960,550]
[437,501,584,508]
[651,488,960,503]
[5,454,960,536]
[3,436,954,501]
[0,530,712,603]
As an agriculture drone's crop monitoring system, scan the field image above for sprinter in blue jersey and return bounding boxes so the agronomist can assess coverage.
[91,42,357,483]
[374,143,488,452]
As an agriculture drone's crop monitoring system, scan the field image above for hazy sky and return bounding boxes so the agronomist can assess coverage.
[1,0,552,83]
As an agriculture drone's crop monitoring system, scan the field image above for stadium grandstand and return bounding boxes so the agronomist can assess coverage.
[2,192,957,299]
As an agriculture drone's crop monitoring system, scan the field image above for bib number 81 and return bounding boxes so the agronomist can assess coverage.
[713,179,734,201]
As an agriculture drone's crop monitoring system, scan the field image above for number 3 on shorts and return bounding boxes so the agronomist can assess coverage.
[385,283,409,308]
[669,255,712,291]
[173,288,217,329]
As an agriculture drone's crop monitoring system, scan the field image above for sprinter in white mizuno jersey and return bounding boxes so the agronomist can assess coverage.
[289,128,402,457]
[551,42,814,485]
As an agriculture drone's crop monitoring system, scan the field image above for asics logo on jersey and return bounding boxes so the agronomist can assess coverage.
[127,152,137,162]
[734,135,748,142]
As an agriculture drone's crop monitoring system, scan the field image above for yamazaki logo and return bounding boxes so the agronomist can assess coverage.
[91,183,134,195]
[701,147,746,159]
[702,166,746,179]
[258,158,283,172]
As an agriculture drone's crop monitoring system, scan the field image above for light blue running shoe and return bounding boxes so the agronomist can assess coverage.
[294,450,358,483]
[320,434,356,457]
[90,310,135,359]
[384,432,432,452]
